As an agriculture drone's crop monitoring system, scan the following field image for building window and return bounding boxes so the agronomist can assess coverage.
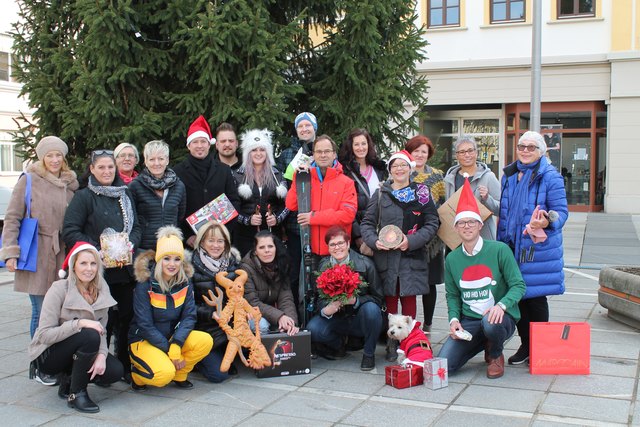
[558,0,595,18]
[0,135,23,172]
[491,0,525,23]
[428,0,460,28]
[0,52,9,81]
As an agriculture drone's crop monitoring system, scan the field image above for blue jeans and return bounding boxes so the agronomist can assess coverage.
[438,314,516,373]
[307,301,382,357]
[29,294,45,338]
[249,317,271,335]
[197,347,230,383]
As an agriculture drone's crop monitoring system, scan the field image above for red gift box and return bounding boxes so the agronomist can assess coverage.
[385,364,424,389]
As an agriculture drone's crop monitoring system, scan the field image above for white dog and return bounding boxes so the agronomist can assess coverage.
[387,314,433,367]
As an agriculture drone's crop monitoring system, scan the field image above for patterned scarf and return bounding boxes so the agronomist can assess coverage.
[198,247,230,274]
[388,182,431,236]
[138,167,178,191]
[88,176,134,234]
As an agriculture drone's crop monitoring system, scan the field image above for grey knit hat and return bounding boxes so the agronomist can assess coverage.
[35,136,68,160]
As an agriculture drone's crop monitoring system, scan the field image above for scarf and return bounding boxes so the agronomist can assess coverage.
[503,159,540,248]
[187,153,212,181]
[388,182,430,236]
[88,176,134,234]
[118,170,138,185]
[139,167,178,191]
[198,247,230,274]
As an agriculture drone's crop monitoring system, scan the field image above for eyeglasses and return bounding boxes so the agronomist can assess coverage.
[117,153,137,159]
[456,220,480,228]
[314,149,334,156]
[328,240,347,249]
[517,144,539,152]
[455,148,476,156]
[390,163,410,170]
[91,149,114,162]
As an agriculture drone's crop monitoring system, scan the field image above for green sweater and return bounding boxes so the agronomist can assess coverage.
[444,239,525,322]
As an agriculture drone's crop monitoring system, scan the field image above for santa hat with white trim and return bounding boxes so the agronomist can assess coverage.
[454,174,483,225]
[186,115,214,147]
[386,149,416,172]
[59,241,100,279]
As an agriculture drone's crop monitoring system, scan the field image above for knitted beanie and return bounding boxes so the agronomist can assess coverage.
[294,112,318,131]
[36,136,68,161]
[114,142,140,161]
[155,226,184,262]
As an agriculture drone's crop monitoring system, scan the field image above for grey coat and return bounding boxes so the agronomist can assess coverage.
[443,161,500,240]
[360,182,440,297]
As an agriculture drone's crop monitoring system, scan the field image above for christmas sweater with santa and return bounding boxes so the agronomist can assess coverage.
[444,239,525,323]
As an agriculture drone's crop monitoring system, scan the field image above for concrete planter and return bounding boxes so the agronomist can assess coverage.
[598,266,640,330]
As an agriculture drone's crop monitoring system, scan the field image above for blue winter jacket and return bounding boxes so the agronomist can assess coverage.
[128,250,196,352]
[497,157,568,299]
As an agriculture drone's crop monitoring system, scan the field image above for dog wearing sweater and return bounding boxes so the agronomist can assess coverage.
[387,314,433,367]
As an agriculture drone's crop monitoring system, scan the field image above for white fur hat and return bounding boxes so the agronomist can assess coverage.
[240,129,275,166]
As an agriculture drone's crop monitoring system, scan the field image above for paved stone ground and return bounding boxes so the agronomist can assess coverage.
[0,212,638,426]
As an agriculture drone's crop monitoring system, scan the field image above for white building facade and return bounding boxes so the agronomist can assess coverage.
[416,0,640,213]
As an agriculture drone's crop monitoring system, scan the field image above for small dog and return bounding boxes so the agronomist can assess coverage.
[387,314,433,367]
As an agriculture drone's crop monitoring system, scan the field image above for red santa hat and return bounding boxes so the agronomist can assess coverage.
[59,242,100,279]
[186,115,214,147]
[454,174,483,225]
[386,149,416,172]
[460,264,497,289]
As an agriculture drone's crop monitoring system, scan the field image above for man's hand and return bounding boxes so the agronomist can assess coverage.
[449,320,463,339]
[297,212,312,226]
[278,315,299,336]
[484,304,504,324]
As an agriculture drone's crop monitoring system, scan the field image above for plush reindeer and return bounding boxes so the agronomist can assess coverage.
[202,269,271,372]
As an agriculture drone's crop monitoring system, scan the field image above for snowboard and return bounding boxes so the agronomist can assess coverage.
[295,169,313,327]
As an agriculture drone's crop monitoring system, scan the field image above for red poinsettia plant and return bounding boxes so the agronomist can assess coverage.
[315,263,367,304]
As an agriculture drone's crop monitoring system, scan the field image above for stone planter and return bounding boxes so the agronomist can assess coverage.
[598,266,640,330]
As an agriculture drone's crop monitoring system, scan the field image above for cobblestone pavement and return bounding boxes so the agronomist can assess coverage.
[0,212,638,426]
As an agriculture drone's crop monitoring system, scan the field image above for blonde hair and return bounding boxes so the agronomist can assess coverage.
[154,256,188,293]
[68,249,104,304]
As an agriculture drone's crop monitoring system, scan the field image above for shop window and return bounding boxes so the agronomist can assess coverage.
[558,0,595,18]
[428,0,460,28]
[491,0,525,23]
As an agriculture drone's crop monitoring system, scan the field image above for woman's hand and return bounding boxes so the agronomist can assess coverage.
[266,213,277,227]
[478,185,489,201]
[278,315,299,336]
[172,358,186,371]
[322,300,342,317]
[78,319,105,335]
[88,353,106,380]
[395,234,409,251]
[5,258,17,273]
[375,240,390,251]
[250,213,262,226]
[529,205,550,229]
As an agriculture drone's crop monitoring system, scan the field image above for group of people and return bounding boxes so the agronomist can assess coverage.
[0,108,567,413]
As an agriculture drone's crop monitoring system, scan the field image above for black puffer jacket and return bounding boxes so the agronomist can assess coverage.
[62,175,141,285]
[192,248,241,349]
[129,172,187,250]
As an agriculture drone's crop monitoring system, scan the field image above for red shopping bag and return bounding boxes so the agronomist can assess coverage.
[530,322,590,375]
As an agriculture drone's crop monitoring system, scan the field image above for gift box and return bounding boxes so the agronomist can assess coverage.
[100,230,132,268]
[424,357,448,390]
[385,364,424,389]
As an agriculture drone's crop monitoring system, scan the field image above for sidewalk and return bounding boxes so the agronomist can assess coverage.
[0,212,638,426]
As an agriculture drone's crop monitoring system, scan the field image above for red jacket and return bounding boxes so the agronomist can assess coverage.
[286,163,357,256]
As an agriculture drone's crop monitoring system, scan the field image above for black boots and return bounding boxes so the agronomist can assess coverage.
[67,350,100,413]
[58,373,70,399]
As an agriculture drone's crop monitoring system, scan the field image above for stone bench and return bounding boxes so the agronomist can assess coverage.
[598,266,640,330]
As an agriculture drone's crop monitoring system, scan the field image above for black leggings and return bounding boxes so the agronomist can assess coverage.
[106,281,135,373]
[37,328,123,388]
[516,296,549,349]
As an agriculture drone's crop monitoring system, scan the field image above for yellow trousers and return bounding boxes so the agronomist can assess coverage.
[129,331,213,387]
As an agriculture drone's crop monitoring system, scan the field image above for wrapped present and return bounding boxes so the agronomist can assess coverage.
[100,229,133,268]
[385,364,424,389]
[424,357,448,390]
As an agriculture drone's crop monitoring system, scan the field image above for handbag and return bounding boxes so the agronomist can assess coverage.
[0,173,39,272]
[529,322,590,375]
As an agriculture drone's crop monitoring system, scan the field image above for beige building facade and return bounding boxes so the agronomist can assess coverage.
[417,0,640,213]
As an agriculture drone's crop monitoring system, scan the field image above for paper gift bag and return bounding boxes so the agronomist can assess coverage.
[424,357,448,390]
[437,186,492,250]
[385,364,424,389]
[530,322,590,375]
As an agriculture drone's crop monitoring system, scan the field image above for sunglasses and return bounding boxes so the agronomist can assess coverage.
[516,144,538,153]
[91,149,114,163]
